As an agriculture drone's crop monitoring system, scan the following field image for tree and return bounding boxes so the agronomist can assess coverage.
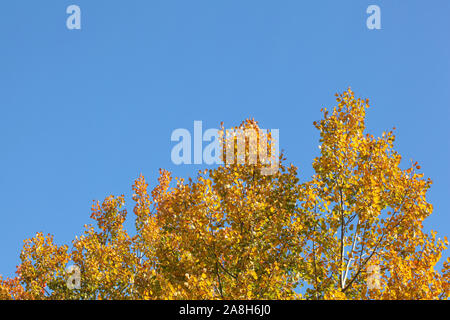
[1,89,448,300]
[303,89,449,299]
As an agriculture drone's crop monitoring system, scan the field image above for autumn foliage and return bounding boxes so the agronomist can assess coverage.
[1,89,449,300]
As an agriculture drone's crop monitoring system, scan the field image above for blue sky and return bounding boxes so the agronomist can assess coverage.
[0,0,449,278]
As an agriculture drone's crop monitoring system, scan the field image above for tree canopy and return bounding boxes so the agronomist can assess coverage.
[1,89,448,300]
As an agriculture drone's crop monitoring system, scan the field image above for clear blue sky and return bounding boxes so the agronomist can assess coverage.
[1,0,449,278]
